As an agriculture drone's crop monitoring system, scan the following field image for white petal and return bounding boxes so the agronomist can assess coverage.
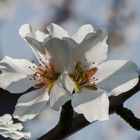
[0,114,13,126]
[19,24,47,63]
[44,38,70,72]
[8,123,23,131]
[0,130,31,140]
[49,78,73,111]
[19,24,31,38]
[35,30,49,42]
[72,24,94,43]
[13,88,49,121]
[6,131,31,140]
[6,77,35,93]
[72,90,109,122]
[0,56,35,93]
[74,28,108,67]
[72,88,105,107]
[60,73,75,93]
[0,114,31,139]
[47,23,69,39]
[62,38,78,73]
[0,114,12,124]
[95,60,138,95]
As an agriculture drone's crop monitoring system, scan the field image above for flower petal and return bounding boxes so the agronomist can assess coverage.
[13,88,49,121]
[0,114,12,124]
[74,28,108,67]
[19,24,47,63]
[0,114,31,140]
[60,73,75,93]
[49,77,73,111]
[72,24,94,43]
[72,88,104,107]
[47,23,69,38]
[44,38,70,72]
[95,60,138,95]
[72,88,109,122]
[0,131,31,140]
[0,56,35,93]
[62,38,78,73]
[35,30,49,42]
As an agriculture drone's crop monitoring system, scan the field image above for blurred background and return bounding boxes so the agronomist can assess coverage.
[0,0,140,139]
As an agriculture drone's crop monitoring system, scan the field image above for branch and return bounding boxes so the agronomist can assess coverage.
[116,105,140,130]
[38,77,140,140]
[38,101,73,140]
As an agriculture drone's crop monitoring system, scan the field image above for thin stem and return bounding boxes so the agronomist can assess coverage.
[116,105,140,130]
[38,101,73,140]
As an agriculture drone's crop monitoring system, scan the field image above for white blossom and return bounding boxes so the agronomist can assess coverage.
[46,23,138,122]
[0,23,138,122]
[0,114,31,139]
[0,0,17,21]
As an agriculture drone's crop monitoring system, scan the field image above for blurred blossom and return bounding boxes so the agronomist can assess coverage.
[0,114,31,140]
[30,0,65,9]
[0,0,17,22]
[108,0,140,49]
[72,0,112,26]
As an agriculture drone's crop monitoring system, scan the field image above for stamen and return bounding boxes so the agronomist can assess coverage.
[28,62,60,91]
[70,62,98,92]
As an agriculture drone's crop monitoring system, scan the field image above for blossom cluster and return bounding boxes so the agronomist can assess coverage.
[0,23,138,139]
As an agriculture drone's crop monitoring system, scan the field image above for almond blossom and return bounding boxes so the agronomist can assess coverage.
[0,23,138,123]
[0,114,31,139]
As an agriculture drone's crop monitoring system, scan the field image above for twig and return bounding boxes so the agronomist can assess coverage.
[38,101,73,140]
[116,106,140,130]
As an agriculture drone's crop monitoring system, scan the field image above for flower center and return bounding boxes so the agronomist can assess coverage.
[29,62,60,92]
[69,62,98,93]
